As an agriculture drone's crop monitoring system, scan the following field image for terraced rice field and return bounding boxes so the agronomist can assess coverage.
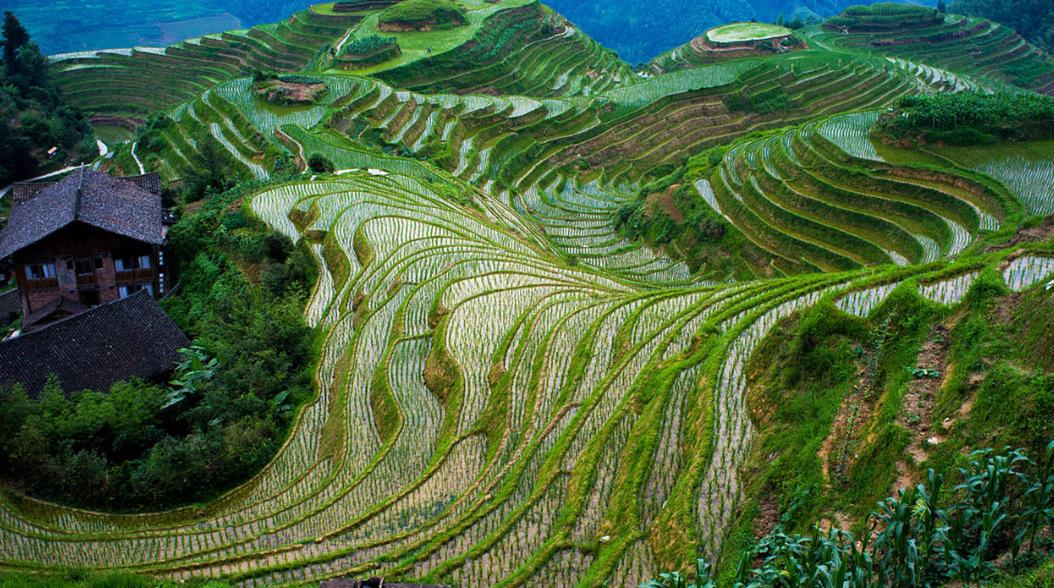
[3,160,1049,585]
[809,16,1054,95]
[699,112,1022,275]
[52,7,362,121]
[706,23,792,44]
[16,4,1054,584]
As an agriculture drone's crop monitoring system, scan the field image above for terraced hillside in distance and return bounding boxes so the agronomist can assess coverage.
[810,4,1054,95]
[2,1,1054,586]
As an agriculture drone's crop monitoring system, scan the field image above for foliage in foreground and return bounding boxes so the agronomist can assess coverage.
[644,442,1054,587]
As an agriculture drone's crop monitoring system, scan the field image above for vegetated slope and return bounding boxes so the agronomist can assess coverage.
[50,5,360,124]
[349,1,632,98]
[2,1,1054,586]
[0,12,95,184]
[809,6,1054,95]
[951,0,1054,55]
[715,267,1054,583]
[49,0,631,129]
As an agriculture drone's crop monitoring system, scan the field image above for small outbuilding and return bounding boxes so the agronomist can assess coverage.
[0,290,189,398]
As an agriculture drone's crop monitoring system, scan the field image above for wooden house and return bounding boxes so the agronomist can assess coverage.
[0,169,175,331]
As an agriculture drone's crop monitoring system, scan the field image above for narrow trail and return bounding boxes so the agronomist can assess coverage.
[131,141,146,174]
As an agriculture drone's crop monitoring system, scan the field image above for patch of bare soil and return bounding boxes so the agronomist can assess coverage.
[820,364,876,484]
[821,324,890,486]
[893,323,952,492]
[254,79,328,105]
[754,494,779,538]
[644,184,684,224]
[987,216,1054,252]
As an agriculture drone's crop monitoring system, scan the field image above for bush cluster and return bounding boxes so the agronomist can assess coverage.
[826,3,943,30]
[341,35,398,56]
[378,0,466,29]
[880,92,1054,146]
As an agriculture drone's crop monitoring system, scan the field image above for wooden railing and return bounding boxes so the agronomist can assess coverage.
[116,268,154,282]
[26,278,58,290]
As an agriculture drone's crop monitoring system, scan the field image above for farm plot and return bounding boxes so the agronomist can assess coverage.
[703,112,1022,274]
[3,157,1041,585]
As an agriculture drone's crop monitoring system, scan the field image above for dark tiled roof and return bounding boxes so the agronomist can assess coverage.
[0,290,20,325]
[0,291,189,398]
[0,170,164,259]
[23,297,87,332]
[11,172,161,205]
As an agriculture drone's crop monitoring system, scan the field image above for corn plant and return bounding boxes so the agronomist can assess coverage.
[1018,440,1054,559]
[873,470,949,586]
[944,447,1031,582]
[641,557,717,588]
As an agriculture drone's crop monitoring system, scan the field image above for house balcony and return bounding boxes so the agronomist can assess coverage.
[76,274,97,287]
[26,278,59,290]
[116,268,155,282]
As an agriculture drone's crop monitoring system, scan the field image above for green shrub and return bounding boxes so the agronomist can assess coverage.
[827,2,943,30]
[340,35,398,56]
[880,92,1054,145]
[308,153,336,173]
[378,0,465,29]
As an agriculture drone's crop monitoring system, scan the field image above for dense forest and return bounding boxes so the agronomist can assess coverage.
[952,0,1054,54]
[0,11,93,186]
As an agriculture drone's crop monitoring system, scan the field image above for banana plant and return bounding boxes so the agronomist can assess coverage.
[162,345,220,409]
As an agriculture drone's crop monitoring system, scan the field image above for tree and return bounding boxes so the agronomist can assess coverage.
[308,153,335,173]
[0,11,92,183]
[937,0,947,13]
[1,11,30,74]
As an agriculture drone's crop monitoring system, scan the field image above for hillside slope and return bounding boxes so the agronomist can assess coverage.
[0,1,1052,586]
